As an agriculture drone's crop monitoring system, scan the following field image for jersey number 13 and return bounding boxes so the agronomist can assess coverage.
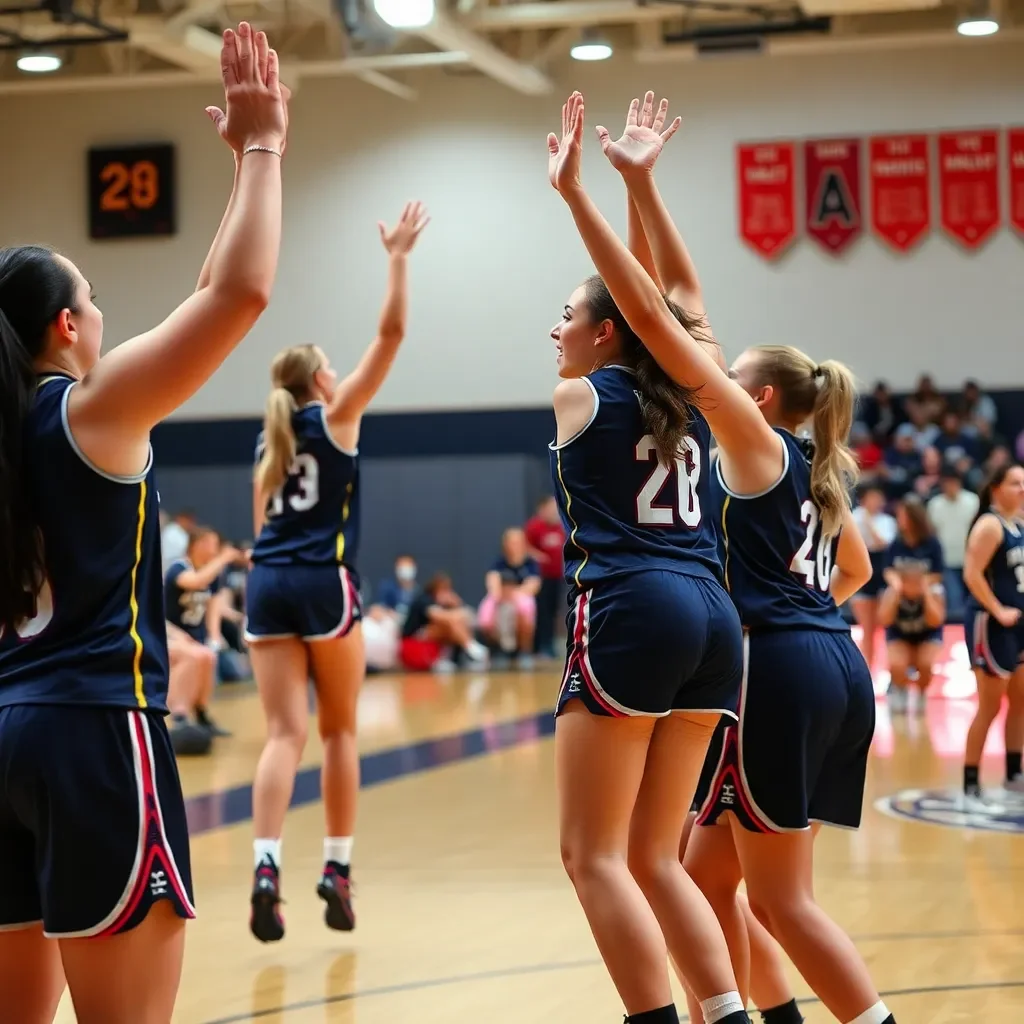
[268,453,320,516]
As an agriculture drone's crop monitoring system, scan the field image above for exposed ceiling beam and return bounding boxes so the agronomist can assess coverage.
[468,0,680,31]
[131,24,221,71]
[0,50,467,94]
[415,11,553,93]
[357,69,418,99]
[534,25,578,67]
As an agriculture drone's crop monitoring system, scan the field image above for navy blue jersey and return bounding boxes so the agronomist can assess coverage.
[0,374,169,711]
[710,429,848,633]
[549,365,721,589]
[886,534,944,576]
[889,594,939,638]
[251,403,360,568]
[490,557,540,586]
[164,559,219,642]
[969,512,1024,611]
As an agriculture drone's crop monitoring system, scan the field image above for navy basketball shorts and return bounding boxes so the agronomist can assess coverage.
[0,705,195,937]
[555,570,742,718]
[245,563,363,643]
[969,609,1024,679]
[693,629,875,832]
[884,626,942,646]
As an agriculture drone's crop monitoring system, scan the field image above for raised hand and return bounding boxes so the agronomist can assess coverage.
[204,22,287,155]
[547,91,584,194]
[379,201,430,255]
[595,90,681,176]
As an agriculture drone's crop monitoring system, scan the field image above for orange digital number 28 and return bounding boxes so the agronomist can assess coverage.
[100,159,159,212]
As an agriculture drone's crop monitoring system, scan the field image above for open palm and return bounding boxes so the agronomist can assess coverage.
[547,91,585,192]
[596,91,680,174]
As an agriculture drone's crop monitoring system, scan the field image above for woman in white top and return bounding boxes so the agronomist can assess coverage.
[850,483,897,678]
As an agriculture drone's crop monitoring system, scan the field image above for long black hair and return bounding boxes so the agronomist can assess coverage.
[972,461,1024,530]
[582,275,707,467]
[0,245,78,630]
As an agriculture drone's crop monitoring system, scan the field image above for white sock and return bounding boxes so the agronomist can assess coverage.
[846,1002,891,1024]
[466,639,488,661]
[254,838,281,869]
[324,836,353,866]
[701,992,745,1023]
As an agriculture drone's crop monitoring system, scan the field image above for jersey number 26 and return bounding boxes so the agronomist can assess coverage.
[790,499,833,591]
[635,435,702,528]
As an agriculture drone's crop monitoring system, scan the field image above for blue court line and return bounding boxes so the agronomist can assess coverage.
[185,710,556,835]
[199,958,1024,1023]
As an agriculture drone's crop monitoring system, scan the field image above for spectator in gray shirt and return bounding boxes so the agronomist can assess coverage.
[926,469,979,623]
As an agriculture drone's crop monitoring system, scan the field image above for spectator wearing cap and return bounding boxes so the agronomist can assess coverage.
[926,468,979,623]
[880,423,922,500]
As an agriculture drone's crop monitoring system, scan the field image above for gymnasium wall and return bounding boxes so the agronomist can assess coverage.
[2,41,1024,422]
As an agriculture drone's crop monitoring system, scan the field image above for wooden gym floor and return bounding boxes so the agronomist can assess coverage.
[54,666,1024,1023]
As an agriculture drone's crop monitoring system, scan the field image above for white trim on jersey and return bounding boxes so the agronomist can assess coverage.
[317,403,359,457]
[714,431,790,501]
[974,611,1012,679]
[305,566,359,641]
[60,382,153,485]
[548,376,600,452]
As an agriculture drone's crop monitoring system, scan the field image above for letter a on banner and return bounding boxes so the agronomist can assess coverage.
[1009,128,1024,239]
[736,142,797,259]
[804,138,863,255]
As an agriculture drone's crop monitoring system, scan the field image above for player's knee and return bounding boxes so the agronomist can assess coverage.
[626,848,679,896]
[198,645,217,672]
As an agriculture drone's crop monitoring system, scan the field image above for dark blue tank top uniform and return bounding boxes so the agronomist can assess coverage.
[884,535,945,646]
[245,402,362,642]
[695,429,875,833]
[966,512,1024,678]
[165,559,219,644]
[0,373,194,937]
[550,364,742,719]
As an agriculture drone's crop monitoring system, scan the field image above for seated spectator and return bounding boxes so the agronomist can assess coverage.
[161,508,197,575]
[881,495,946,714]
[927,468,979,623]
[904,404,940,451]
[934,410,978,470]
[880,424,922,499]
[913,446,943,500]
[904,373,946,426]
[524,495,566,658]
[850,422,883,480]
[400,573,489,672]
[479,527,541,668]
[164,528,243,752]
[375,554,421,624]
[861,380,904,445]
[959,379,998,436]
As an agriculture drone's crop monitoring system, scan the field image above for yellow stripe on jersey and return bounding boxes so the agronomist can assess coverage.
[555,450,589,588]
[129,481,148,708]
[720,495,732,592]
[336,481,354,563]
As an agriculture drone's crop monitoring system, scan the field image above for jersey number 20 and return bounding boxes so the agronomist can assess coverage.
[269,453,320,516]
[790,499,833,591]
[635,435,702,528]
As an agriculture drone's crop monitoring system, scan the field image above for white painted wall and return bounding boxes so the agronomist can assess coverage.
[2,42,1023,418]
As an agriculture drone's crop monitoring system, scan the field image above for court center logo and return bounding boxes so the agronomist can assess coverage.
[875,788,1024,834]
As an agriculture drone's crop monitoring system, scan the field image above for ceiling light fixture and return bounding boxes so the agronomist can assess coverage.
[957,15,999,33]
[17,52,62,73]
[373,0,435,29]
[570,31,613,61]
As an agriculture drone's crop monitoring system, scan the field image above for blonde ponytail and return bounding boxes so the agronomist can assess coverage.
[809,359,859,538]
[256,387,298,499]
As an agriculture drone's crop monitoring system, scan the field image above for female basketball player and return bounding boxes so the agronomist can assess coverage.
[562,91,895,1024]
[548,92,754,1024]
[0,22,285,1024]
[246,201,429,943]
[881,496,945,714]
[165,526,242,739]
[609,91,803,1024]
[961,462,1024,801]
[850,483,898,676]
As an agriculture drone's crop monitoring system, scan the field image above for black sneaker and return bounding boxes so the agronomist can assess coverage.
[169,717,213,756]
[250,858,285,942]
[316,862,355,931]
[196,708,232,738]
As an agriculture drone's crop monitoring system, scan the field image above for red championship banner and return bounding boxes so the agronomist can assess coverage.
[938,130,1000,249]
[803,137,862,255]
[1009,128,1024,237]
[869,134,930,252]
[736,141,797,259]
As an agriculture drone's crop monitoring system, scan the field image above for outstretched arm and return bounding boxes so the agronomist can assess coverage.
[548,92,779,492]
[68,23,286,480]
[323,202,430,450]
